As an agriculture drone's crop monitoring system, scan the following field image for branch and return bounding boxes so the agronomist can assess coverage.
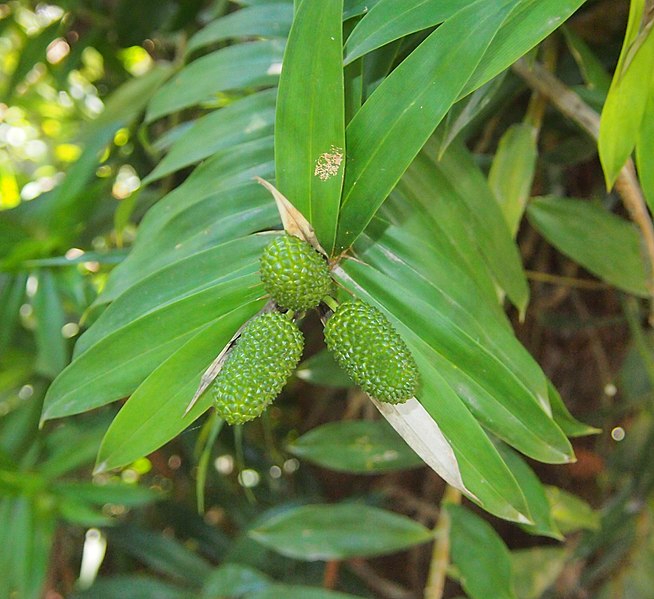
[423,486,461,599]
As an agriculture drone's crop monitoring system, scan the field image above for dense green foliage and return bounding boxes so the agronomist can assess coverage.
[1,0,654,597]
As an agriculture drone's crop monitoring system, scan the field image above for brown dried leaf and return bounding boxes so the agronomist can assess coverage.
[254,176,327,256]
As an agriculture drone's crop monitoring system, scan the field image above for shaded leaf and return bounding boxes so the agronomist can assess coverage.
[200,563,271,598]
[249,504,432,560]
[108,527,212,586]
[32,269,67,379]
[295,349,353,388]
[546,485,600,534]
[489,122,538,236]
[511,547,567,599]
[71,575,188,599]
[448,504,516,599]
[497,445,562,539]
[288,420,424,473]
[247,586,363,599]
[527,196,649,296]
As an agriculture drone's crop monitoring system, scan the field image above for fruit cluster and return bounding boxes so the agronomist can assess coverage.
[212,234,419,424]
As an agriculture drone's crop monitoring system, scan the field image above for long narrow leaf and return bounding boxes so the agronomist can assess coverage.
[96,302,263,472]
[335,0,515,251]
[275,0,345,252]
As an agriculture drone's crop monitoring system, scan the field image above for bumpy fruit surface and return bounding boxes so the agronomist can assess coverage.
[213,311,304,424]
[260,234,332,311]
[324,300,419,404]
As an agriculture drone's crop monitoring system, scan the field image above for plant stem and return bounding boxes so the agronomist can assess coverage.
[512,59,654,319]
[423,486,461,599]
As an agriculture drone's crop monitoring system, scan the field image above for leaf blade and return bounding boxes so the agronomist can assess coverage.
[275,0,345,252]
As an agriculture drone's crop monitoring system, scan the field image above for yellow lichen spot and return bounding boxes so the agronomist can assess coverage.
[314,145,343,181]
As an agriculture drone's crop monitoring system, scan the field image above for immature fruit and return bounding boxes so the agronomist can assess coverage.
[213,311,304,424]
[324,300,419,404]
[260,234,332,311]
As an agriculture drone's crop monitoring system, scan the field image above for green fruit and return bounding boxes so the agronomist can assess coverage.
[324,300,419,404]
[213,311,304,424]
[260,234,332,311]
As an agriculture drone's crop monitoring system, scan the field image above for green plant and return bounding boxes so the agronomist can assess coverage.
[2,0,654,598]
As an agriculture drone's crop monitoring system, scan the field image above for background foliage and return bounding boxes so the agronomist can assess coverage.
[1,0,654,597]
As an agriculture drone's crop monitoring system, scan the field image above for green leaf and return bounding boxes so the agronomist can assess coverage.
[335,0,515,251]
[200,563,271,598]
[146,40,285,122]
[527,196,649,297]
[636,83,654,213]
[460,0,587,96]
[343,0,474,64]
[76,234,274,355]
[97,140,276,304]
[43,274,263,421]
[249,503,432,560]
[144,90,276,184]
[562,27,612,93]
[58,497,112,527]
[489,122,538,236]
[334,264,535,523]
[447,504,517,599]
[438,71,511,154]
[95,301,263,472]
[108,527,212,585]
[288,420,424,473]
[497,444,562,539]
[187,3,293,55]
[340,252,571,465]
[0,497,56,599]
[275,0,345,252]
[548,382,600,438]
[0,274,26,356]
[53,481,161,507]
[71,575,188,599]
[422,136,529,311]
[247,586,364,599]
[295,349,353,388]
[357,218,544,403]
[32,270,67,379]
[510,547,567,599]
[546,485,601,534]
[598,0,654,188]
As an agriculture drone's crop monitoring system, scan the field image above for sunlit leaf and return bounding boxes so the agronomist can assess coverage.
[146,41,284,122]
